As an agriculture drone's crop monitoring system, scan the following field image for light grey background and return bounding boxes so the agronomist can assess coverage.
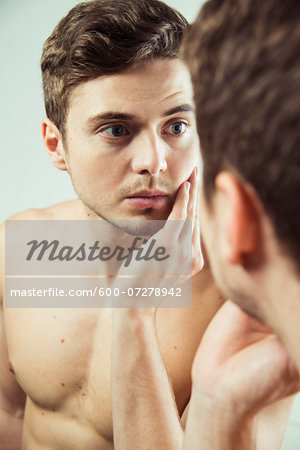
[1,1,299,447]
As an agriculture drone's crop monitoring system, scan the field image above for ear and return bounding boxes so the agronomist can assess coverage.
[42,118,67,171]
[215,172,260,265]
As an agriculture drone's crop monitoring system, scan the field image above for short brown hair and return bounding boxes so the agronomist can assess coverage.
[41,0,187,138]
[182,0,300,267]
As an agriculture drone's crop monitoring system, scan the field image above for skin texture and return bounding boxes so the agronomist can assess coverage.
[110,166,202,450]
[0,58,223,449]
[184,301,298,450]
[0,59,293,449]
[44,59,200,223]
[0,204,222,449]
[182,172,299,449]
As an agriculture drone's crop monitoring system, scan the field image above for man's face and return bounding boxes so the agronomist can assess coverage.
[62,58,199,222]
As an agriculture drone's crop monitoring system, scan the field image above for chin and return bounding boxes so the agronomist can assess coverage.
[111,220,165,237]
[84,200,170,232]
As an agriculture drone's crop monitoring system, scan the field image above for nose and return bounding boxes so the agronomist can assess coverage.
[130,130,167,176]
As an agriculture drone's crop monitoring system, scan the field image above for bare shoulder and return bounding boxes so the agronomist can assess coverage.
[4,199,82,222]
[40,199,84,219]
[0,199,82,304]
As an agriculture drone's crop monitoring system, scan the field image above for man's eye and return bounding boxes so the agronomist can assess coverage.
[164,122,188,136]
[100,125,128,137]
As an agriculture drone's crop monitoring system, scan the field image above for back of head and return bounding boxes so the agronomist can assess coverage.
[183,0,300,270]
[41,0,187,137]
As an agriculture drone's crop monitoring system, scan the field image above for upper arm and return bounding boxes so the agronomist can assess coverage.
[0,222,26,417]
[0,313,26,416]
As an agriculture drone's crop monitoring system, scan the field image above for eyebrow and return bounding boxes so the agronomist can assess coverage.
[86,104,194,129]
[163,104,194,116]
[87,112,136,129]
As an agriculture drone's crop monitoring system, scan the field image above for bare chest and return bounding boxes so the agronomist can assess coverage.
[5,308,114,440]
[4,307,196,442]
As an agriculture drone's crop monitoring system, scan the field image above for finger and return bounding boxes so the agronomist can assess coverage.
[192,204,203,274]
[178,167,198,252]
[168,181,190,221]
[187,167,198,223]
[192,187,200,246]
[193,178,203,269]
[165,181,190,241]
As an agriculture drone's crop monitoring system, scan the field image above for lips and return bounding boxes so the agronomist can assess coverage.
[125,191,169,209]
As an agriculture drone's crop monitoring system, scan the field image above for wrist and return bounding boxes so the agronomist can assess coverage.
[112,307,155,323]
[112,308,156,338]
[186,385,255,450]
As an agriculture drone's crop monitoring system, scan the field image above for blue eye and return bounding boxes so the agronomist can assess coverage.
[111,125,125,136]
[163,122,188,136]
[100,124,128,137]
[172,122,186,135]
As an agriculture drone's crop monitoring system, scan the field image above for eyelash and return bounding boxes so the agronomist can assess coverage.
[97,121,189,139]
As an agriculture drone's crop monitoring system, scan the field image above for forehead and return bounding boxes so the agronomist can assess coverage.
[67,58,194,122]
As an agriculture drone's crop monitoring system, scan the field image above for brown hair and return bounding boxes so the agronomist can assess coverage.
[41,0,187,138]
[182,0,300,267]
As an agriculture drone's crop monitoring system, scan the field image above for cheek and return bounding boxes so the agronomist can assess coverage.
[179,133,200,164]
[172,145,199,181]
[68,148,113,179]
